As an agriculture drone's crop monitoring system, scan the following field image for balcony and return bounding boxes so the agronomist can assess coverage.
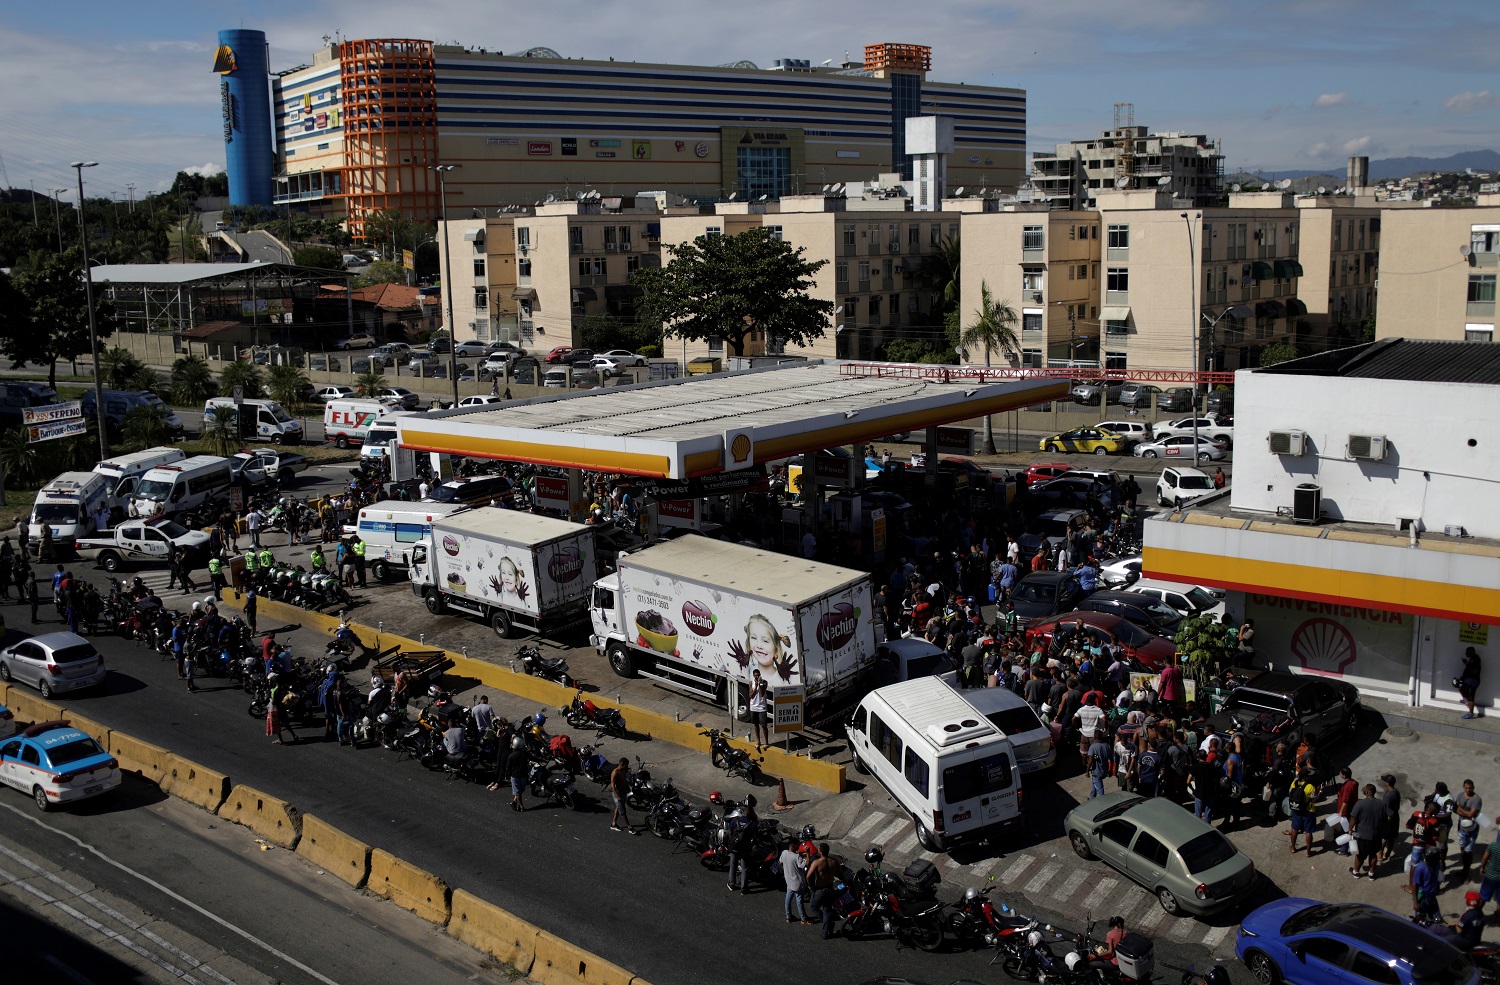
[1467,301,1496,318]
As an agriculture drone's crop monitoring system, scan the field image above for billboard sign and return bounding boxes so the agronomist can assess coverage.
[561,138,577,156]
[528,141,553,156]
[28,419,87,443]
[24,401,82,426]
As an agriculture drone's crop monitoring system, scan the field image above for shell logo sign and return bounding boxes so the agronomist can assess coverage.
[731,433,751,464]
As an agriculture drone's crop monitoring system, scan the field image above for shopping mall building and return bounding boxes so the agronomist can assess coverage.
[213,30,1026,240]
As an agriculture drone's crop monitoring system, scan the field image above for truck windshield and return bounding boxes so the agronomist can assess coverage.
[267,403,292,423]
[33,504,79,523]
[136,478,173,501]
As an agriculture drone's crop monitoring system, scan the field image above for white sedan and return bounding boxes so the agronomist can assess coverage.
[453,339,491,356]
[598,349,646,367]
[590,356,627,377]
[1132,434,1229,462]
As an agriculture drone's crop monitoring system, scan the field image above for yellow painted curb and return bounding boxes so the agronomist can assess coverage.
[218,783,302,849]
[532,930,640,985]
[448,888,539,974]
[160,755,230,813]
[297,815,371,889]
[108,731,172,785]
[369,848,450,925]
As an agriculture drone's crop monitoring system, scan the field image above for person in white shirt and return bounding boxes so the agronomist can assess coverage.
[1074,694,1106,754]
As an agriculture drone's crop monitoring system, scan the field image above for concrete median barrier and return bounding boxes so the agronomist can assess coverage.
[532,930,639,985]
[369,848,450,926]
[4,689,66,727]
[160,755,230,813]
[217,783,302,849]
[296,815,370,889]
[108,731,172,785]
[57,711,109,748]
[447,889,538,973]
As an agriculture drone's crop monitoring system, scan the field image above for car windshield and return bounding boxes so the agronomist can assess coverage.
[1183,588,1218,611]
[1179,475,1215,491]
[1412,953,1481,985]
[1035,515,1074,538]
[986,706,1046,738]
[45,737,106,767]
[1280,902,1343,936]
[154,520,191,539]
[1178,830,1238,874]
[426,485,464,503]
[904,652,951,679]
[1135,596,1182,622]
[1012,580,1058,603]
[1094,797,1141,821]
[34,504,79,523]
[268,404,292,423]
[136,478,172,501]
[52,643,98,663]
[1110,619,1155,648]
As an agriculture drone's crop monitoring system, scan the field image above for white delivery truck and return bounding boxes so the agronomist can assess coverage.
[202,397,304,445]
[409,510,598,639]
[30,472,111,550]
[325,398,402,449]
[847,676,1024,852]
[359,411,416,461]
[92,446,186,509]
[590,535,876,722]
[351,500,468,581]
[130,456,234,526]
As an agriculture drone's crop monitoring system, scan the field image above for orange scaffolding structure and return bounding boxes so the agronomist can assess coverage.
[337,39,440,242]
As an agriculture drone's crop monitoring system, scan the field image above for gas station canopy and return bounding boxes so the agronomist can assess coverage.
[397,362,1067,480]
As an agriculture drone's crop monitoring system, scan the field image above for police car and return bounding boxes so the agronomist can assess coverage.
[0,720,121,811]
[74,516,211,573]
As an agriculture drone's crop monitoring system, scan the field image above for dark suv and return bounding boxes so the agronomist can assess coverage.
[1076,589,1184,638]
[1009,571,1084,626]
[1204,671,1362,750]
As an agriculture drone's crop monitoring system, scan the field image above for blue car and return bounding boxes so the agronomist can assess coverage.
[1237,898,1478,985]
[0,720,121,811]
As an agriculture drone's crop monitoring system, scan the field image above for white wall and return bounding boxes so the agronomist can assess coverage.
[1230,372,1500,538]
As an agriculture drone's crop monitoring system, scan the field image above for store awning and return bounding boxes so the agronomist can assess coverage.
[1099,306,1132,323]
[510,288,537,300]
[1287,260,1304,277]
[463,228,485,242]
[605,285,644,301]
[571,287,597,302]
[1285,298,1308,317]
[1273,260,1292,279]
[1250,261,1273,281]
[1256,300,1285,318]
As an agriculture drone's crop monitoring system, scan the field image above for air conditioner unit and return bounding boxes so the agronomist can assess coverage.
[1347,433,1387,461]
[1292,483,1321,524]
[1267,429,1307,456]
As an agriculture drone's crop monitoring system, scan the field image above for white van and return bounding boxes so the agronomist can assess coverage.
[349,500,467,580]
[951,686,1057,775]
[30,472,111,548]
[202,397,304,445]
[847,676,1023,852]
[130,456,234,525]
[325,398,402,449]
[92,446,186,507]
[359,412,415,460]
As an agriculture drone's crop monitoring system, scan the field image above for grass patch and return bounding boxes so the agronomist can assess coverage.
[0,487,39,535]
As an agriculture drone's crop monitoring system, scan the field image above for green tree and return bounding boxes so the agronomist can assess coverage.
[1360,312,1376,344]
[170,354,216,405]
[880,338,947,363]
[1259,341,1302,366]
[292,245,346,271]
[355,371,388,397]
[200,408,241,458]
[98,347,145,389]
[959,281,1021,454]
[572,313,663,355]
[3,248,118,388]
[266,364,310,411]
[121,405,173,452]
[0,429,45,487]
[361,209,420,260]
[355,260,406,287]
[121,363,161,392]
[632,229,833,357]
[218,360,265,399]
[1174,615,1232,687]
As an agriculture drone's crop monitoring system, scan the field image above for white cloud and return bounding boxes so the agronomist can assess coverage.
[1444,90,1494,113]
[1342,136,1373,154]
[1307,142,1331,159]
[1314,92,1347,108]
[182,162,224,177]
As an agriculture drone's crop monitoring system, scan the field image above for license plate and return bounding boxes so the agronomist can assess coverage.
[84,784,103,795]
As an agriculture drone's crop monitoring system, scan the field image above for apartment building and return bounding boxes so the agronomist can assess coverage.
[1294,195,1381,347]
[1374,201,1500,344]
[1029,120,1224,211]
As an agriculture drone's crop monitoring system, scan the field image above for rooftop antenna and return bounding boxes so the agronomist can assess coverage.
[757,194,768,201]
[727,192,738,201]
[1231,183,1243,192]
[1114,176,1129,189]
[544,193,556,203]
[1317,186,1327,195]
[821,58,832,66]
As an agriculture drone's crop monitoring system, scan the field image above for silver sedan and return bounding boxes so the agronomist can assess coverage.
[1132,434,1228,463]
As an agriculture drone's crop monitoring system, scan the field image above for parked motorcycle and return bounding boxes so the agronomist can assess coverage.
[520,645,573,687]
[838,870,945,950]
[938,884,1031,952]
[527,760,578,809]
[697,725,763,784]
[562,690,627,738]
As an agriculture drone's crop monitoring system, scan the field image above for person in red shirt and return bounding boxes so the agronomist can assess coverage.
[1158,658,1185,713]
[1333,767,1360,856]
[1030,549,1048,572]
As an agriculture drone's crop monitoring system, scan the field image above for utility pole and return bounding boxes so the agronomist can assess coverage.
[29,182,38,227]
[52,189,67,251]
[126,183,136,213]
[431,164,461,408]
[73,161,109,459]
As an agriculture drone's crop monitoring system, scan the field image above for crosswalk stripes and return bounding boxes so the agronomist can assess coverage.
[1053,868,1090,902]
[1202,925,1232,949]
[869,817,907,850]
[846,812,883,842]
[1023,860,1063,896]
[1168,916,1201,943]
[893,831,921,856]
[1134,901,1170,934]
[998,854,1037,886]
[1079,875,1121,913]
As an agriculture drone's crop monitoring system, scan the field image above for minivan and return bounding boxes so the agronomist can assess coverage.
[871,638,954,688]
[130,456,233,525]
[847,676,1023,852]
[349,501,469,580]
[30,472,111,548]
[92,446,187,507]
[359,411,416,461]
[83,390,184,439]
[325,398,403,449]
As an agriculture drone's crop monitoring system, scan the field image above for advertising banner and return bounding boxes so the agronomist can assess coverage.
[773,685,805,734]
[437,529,595,617]
[24,401,82,426]
[1245,594,1413,692]
[28,419,87,443]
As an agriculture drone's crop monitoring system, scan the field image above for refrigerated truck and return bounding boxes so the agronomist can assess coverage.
[590,535,877,721]
[409,510,598,639]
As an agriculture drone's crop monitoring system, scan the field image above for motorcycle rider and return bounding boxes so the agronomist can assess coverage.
[470,694,495,733]
[726,794,760,894]
[443,719,468,768]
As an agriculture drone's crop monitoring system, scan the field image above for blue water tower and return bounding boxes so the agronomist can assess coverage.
[214,29,274,207]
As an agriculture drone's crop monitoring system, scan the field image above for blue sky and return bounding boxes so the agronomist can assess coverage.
[3,0,1498,201]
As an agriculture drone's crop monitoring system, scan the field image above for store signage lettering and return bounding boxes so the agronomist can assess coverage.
[1247,595,1407,625]
[595,151,616,158]
[528,141,552,156]
[561,137,577,156]
[486,137,520,146]
[590,139,621,148]
[220,79,235,143]
[24,401,83,426]
[649,468,767,499]
[694,142,709,158]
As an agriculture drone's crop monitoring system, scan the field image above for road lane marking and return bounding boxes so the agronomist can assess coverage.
[870,817,906,848]
[847,812,883,841]
[0,843,235,985]
[998,853,1036,885]
[0,802,344,985]
[1079,875,1120,913]
[1053,867,1090,903]
[1203,925,1231,949]
[893,831,920,855]
[1024,860,1062,895]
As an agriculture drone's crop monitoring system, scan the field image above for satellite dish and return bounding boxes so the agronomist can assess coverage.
[821,58,832,66]
[544,194,556,203]
[1461,244,1472,257]
[821,184,831,193]
[727,192,738,201]
[1277,178,1293,190]
[757,194,768,202]
[1114,176,1129,189]
[954,186,966,196]
[1157,176,1172,186]
[1317,186,1327,195]
[1231,183,1242,192]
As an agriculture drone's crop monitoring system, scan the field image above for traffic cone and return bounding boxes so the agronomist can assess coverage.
[773,778,792,811]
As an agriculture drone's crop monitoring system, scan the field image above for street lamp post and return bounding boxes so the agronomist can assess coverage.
[430,164,460,408]
[73,162,108,459]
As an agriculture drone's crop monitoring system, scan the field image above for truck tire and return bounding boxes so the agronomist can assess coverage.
[335,435,350,450]
[607,643,635,678]
[271,434,284,445]
[100,551,122,573]
[424,590,444,615]
[370,559,390,582]
[490,610,511,639]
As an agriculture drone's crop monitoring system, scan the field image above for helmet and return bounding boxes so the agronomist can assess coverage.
[133,577,145,588]
[744,794,756,809]
[300,574,312,587]
[709,791,723,804]
[801,824,817,841]
[1027,931,1043,948]
[964,886,981,901]
[864,847,884,865]
[1205,968,1231,985]
[191,601,202,612]
[1065,953,1084,972]
[511,736,525,749]
[1467,890,1482,907]
[204,596,215,607]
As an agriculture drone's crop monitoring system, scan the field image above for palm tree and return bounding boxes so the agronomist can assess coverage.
[266,364,310,412]
[121,405,172,452]
[218,360,265,400]
[200,408,241,458]
[122,363,161,392]
[959,280,1020,454]
[98,347,142,389]
[0,429,44,487]
[170,355,216,405]
[355,371,388,397]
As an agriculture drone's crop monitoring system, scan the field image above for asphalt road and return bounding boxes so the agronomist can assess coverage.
[0,603,1231,985]
[0,774,504,985]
